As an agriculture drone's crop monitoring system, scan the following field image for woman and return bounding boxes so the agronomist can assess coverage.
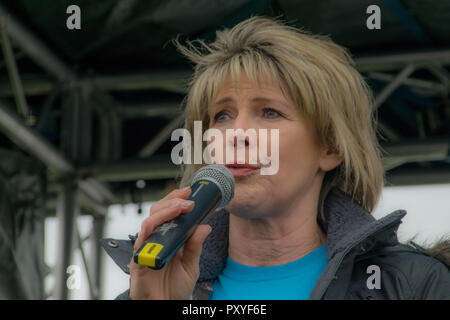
[105,16,449,300]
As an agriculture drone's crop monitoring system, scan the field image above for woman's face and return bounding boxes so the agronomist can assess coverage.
[208,71,341,219]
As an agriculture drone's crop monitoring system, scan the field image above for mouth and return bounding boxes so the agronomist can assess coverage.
[225,163,260,178]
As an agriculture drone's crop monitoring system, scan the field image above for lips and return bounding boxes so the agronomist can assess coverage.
[225,163,260,178]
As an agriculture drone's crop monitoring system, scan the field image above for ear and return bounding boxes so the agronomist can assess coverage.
[319,146,343,172]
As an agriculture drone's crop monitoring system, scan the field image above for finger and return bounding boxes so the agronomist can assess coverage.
[150,198,195,220]
[130,218,156,271]
[150,187,192,215]
[133,217,154,254]
[133,200,195,253]
[150,198,194,215]
[181,224,212,273]
[162,186,191,201]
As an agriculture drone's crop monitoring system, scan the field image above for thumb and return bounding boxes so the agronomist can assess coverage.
[181,224,212,272]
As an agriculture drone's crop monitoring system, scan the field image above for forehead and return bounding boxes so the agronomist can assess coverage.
[213,70,290,102]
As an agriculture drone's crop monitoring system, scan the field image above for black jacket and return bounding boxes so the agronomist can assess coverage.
[102,188,450,300]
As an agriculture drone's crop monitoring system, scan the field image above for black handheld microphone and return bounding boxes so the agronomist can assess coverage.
[134,164,235,269]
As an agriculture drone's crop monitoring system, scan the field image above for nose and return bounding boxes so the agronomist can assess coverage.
[229,112,252,148]
[231,133,249,148]
[224,111,261,167]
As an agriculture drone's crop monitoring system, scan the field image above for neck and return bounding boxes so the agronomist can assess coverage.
[228,186,327,267]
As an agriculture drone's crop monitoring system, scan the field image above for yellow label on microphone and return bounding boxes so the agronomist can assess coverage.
[137,242,164,267]
[199,181,209,184]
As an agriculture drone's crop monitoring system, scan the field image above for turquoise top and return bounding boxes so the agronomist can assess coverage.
[210,244,328,300]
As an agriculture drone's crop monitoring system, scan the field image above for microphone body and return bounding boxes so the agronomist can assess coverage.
[134,165,235,269]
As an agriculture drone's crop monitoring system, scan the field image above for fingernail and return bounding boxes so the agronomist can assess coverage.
[182,200,194,207]
[181,186,190,191]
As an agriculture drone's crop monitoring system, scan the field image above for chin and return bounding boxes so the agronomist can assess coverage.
[225,192,267,220]
[225,175,277,217]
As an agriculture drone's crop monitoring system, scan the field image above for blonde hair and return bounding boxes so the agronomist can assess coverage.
[173,16,385,224]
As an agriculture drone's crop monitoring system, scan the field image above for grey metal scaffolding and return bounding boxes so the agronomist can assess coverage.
[0,4,113,299]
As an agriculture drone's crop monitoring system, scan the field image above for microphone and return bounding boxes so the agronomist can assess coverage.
[134,164,235,269]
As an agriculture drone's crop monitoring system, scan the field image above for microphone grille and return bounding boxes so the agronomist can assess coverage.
[191,164,235,208]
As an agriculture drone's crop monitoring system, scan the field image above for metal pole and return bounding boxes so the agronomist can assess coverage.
[368,72,446,94]
[138,113,184,158]
[76,226,97,299]
[0,100,73,173]
[0,74,55,97]
[90,71,190,92]
[0,99,114,204]
[54,179,79,299]
[91,215,106,299]
[117,102,182,118]
[355,49,450,72]
[0,14,30,117]
[0,4,76,82]
[91,91,123,161]
[79,158,179,182]
[373,63,416,109]
[54,86,81,300]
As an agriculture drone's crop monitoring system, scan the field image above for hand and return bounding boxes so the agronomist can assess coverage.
[129,187,212,300]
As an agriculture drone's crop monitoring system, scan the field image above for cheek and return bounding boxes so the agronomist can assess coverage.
[276,126,321,175]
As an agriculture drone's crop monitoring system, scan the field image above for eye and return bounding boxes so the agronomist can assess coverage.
[214,110,230,122]
[263,108,281,119]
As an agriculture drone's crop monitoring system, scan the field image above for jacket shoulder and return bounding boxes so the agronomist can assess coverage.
[374,241,449,271]
[357,242,450,299]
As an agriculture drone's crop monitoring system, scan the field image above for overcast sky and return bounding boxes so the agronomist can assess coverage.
[43,183,450,299]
